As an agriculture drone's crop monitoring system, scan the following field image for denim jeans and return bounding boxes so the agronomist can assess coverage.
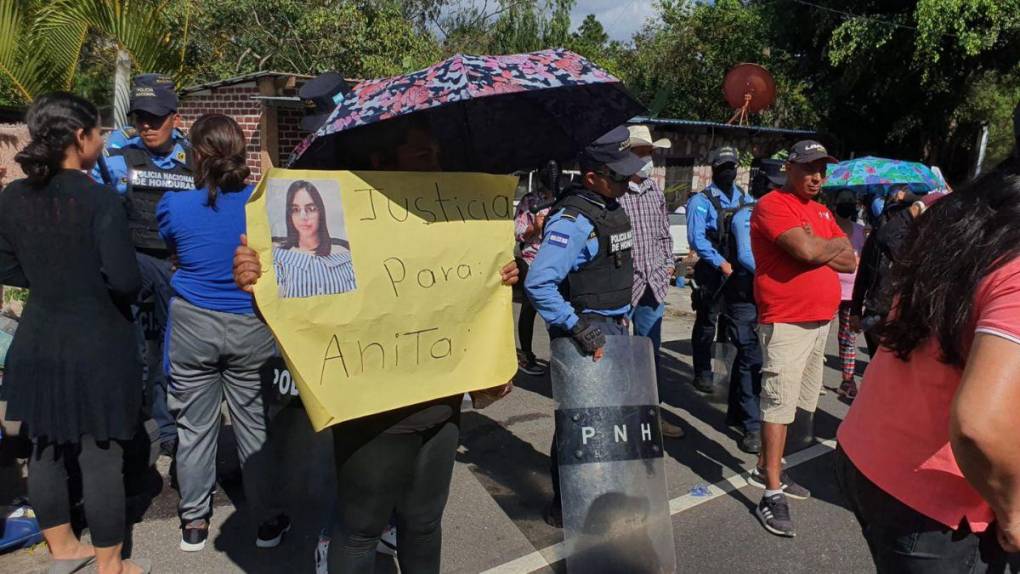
[631,285,665,365]
[834,446,1019,573]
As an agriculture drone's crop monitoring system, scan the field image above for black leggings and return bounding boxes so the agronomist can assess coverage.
[518,299,538,358]
[328,416,460,574]
[28,435,126,547]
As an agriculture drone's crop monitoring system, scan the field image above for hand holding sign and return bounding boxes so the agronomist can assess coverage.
[245,169,518,430]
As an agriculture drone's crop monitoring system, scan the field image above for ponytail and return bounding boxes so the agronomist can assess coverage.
[15,92,99,185]
[189,113,250,208]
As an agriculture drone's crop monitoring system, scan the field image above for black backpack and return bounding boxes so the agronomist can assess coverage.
[703,188,749,263]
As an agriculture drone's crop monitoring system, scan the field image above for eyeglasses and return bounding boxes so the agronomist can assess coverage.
[290,204,319,217]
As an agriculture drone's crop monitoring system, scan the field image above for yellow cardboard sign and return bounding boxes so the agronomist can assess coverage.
[246,168,518,430]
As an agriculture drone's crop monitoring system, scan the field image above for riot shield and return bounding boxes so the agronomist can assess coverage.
[551,335,677,574]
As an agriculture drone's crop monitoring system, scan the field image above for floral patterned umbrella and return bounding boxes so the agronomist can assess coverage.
[289,49,646,173]
[822,156,943,196]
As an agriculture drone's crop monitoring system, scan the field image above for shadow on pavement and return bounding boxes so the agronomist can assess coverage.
[457,410,563,551]
[212,405,336,573]
[512,367,554,400]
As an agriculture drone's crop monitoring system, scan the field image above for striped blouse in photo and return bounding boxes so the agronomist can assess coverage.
[273,246,357,298]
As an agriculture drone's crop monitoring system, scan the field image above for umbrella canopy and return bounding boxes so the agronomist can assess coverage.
[822,156,942,196]
[288,49,646,173]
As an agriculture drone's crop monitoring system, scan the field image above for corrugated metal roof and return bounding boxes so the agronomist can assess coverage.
[179,71,313,95]
[628,116,816,136]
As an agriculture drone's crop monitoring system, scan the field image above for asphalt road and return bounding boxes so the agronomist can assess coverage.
[1,286,875,573]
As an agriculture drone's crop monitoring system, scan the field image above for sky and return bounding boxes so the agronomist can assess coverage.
[570,0,659,43]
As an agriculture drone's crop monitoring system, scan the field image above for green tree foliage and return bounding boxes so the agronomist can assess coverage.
[173,0,441,82]
[766,0,1019,177]
[0,0,182,106]
[621,0,819,127]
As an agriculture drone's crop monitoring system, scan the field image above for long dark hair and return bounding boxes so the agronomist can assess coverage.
[15,92,99,185]
[189,113,250,207]
[878,161,1020,367]
[283,180,331,256]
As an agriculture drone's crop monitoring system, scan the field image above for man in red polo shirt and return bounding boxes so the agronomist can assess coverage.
[748,140,856,537]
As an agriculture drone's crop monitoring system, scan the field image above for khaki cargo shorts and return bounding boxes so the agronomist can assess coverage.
[758,321,831,425]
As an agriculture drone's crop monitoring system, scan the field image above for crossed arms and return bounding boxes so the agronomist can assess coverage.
[775,224,856,273]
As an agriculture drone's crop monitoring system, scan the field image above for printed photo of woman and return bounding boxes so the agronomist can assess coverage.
[272,180,357,298]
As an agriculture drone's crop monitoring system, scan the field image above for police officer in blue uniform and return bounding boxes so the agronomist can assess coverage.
[686,146,754,394]
[93,73,194,454]
[524,126,644,527]
[721,160,784,454]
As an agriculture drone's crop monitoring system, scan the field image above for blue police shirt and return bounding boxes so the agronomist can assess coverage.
[524,200,631,331]
[730,204,755,274]
[686,183,752,268]
[92,131,191,195]
[156,185,256,316]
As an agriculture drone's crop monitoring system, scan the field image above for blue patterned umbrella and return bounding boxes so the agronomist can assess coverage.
[289,49,645,173]
[822,156,943,196]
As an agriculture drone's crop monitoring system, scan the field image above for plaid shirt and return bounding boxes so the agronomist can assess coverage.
[619,178,673,306]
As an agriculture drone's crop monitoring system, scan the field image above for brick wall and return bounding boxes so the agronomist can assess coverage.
[278,108,308,161]
[179,84,312,180]
[642,125,812,207]
[178,83,265,180]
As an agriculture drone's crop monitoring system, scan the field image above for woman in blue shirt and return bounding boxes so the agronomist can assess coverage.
[157,114,289,553]
[273,180,356,298]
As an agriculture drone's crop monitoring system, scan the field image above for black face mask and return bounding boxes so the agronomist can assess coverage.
[835,203,857,219]
[712,166,737,191]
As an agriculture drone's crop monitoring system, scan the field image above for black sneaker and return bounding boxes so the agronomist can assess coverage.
[738,431,761,454]
[543,502,562,529]
[180,520,209,552]
[518,357,546,376]
[692,375,715,394]
[756,493,795,537]
[747,467,811,500]
[256,514,291,548]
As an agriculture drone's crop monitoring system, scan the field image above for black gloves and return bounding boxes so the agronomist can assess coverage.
[570,318,606,355]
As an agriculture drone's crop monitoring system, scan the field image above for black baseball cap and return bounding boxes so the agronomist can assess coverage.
[708,146,739,167]
[759,158,787,187]
[580,125,646,177]
[299,71,350,132]
[129,73,178,116]
[787,140,837,164]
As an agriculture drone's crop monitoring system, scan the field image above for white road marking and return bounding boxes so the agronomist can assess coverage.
[480,439,838,574]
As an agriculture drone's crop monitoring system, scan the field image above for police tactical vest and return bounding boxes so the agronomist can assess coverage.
[115,146,194,253]
[703,188,748,264]
[551,189,634,312]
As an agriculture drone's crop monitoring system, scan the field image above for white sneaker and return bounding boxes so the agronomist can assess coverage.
[315,533,330,574]
[377,524,397,556]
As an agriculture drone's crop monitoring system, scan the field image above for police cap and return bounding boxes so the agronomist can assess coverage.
[758,158,787,188]
[707,146,739,167]
[129,73,178,116]
[580,126,646,177]
[299,71,350,132]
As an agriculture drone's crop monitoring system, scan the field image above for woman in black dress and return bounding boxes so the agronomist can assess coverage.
[0,93,150,573]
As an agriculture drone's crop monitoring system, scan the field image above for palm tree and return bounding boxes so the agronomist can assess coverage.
[0,0,86,101]
[0,0,187,126]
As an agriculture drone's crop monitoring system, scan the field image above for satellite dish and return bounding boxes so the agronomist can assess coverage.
[723,63,776,126]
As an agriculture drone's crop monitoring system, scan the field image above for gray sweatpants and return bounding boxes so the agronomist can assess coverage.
[166,297,278,523]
